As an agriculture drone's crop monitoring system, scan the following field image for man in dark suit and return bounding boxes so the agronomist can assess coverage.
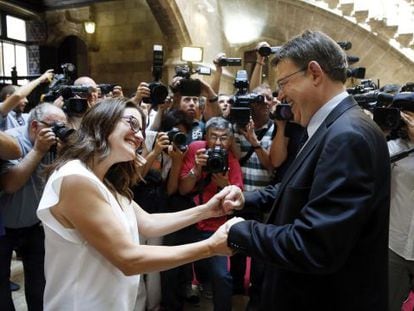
[217,30,391,310]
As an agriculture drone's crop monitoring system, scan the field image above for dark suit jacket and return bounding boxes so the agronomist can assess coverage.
[228,96,390,311]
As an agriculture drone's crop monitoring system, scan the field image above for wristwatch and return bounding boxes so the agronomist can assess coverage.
[188,168,198,178]
[252,144,261,149]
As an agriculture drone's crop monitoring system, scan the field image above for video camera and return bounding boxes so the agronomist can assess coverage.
[204,146,228,174]
[142,45,169,108]
[217,57,242,67]
[270,103,294,121]
[171,64,211,97]
[42,63,76,102]
[228,70,264,128]
[97,83,115,96]
[349,81,414,135]
[257,46,280,57]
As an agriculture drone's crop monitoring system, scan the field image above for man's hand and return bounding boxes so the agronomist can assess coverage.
[212,171,230,188]
[213,52,226,70]
[240,120,260,146]
[112,85,124,98]
[220,185,245,214]
[194,148,208,171]
[167,144,186,162]
[33,128,56,154]
[153,132,169,155]
[205,185,244,216]
[39,69,54,84]
[134,82,150,104]
[208,217,245,256]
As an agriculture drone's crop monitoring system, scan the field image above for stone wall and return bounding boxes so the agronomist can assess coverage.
[40,0,414,96]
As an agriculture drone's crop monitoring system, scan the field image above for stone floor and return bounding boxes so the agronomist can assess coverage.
[11,254,248,311]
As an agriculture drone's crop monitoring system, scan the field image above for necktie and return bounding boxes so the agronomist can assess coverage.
[296,129,309,156]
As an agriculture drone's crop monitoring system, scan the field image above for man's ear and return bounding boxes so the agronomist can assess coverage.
[308,61,324,86]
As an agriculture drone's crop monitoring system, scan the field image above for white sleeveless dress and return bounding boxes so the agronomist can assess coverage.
[37,159,140,311]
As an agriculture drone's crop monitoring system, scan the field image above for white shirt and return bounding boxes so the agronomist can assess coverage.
[37,160,140,311]
[297,91,348,154]
[306,91,349,142]
[388,138,414,260]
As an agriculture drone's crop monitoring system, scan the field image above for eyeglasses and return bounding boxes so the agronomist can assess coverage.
[121,115,142,133]
[38,120,65,127]
[209,134,229,143]
[276,68,306,91]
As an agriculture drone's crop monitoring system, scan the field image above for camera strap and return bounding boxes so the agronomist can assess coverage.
[240,120,273,166]
[196,173,212,204]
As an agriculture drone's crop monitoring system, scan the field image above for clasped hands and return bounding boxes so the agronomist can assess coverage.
[205,185,245,256]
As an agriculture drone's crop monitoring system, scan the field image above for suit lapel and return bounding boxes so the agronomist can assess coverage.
[265,96,358,223]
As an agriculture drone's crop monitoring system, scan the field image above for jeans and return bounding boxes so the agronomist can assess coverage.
[0,223,45,311]
[161,226,232,311]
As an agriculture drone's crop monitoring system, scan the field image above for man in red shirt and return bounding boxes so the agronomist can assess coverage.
[178,116,243,311]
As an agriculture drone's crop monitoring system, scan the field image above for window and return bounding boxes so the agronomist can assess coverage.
[0,13,28,84]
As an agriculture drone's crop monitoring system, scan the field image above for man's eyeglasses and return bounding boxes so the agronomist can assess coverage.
[38,120,64,128]
[209,134,229,143]
[121,115,141,133]
[276,68,306,91]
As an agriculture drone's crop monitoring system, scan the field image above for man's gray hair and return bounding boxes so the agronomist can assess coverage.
[27,102,61,124]
[205,117,233,136]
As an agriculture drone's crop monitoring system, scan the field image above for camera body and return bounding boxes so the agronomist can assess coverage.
[42,63,76,102]
[271,103,293,121]
[204,146,228,174]
[257,46,280,57]
[172,64,211,97]
[167,127,188,151]
[51,122,75,142]
[218,58,242,66]
[229,70,264,128]
[349,81,414,136]
[142,45,169,107]
[60,85,90,115]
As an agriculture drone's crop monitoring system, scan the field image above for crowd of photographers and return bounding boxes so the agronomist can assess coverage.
[0,38,413,311]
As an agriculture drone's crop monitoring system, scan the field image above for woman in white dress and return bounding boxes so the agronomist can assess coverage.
[37,97,242,311]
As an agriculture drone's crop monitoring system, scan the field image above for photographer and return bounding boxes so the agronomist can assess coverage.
[388,110,414,311]
[162,117,243,311]
[0,103,67,310]
[250,41,270,91]
[51,76,98,130]
[0,69,54,131]
[133,110,190,311]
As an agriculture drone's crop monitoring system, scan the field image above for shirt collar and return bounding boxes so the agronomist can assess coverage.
[307,91,349,139]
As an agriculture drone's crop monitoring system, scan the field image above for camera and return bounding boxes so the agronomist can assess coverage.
[142,45,169,107]
[42,63,76,102]
[59,85,90,115]
[217,57,242,66]
[257,46,280,57]
[97,83,115,96]
[51,122,75,142]
[204,146,228,174]
[347,67,366,79]
[271,103,293,121]
[229,70,264,128]
[172,64,211,97]
[167,127,188,152]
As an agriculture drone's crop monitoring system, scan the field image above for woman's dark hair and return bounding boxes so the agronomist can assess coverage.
[45,97,145,200]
